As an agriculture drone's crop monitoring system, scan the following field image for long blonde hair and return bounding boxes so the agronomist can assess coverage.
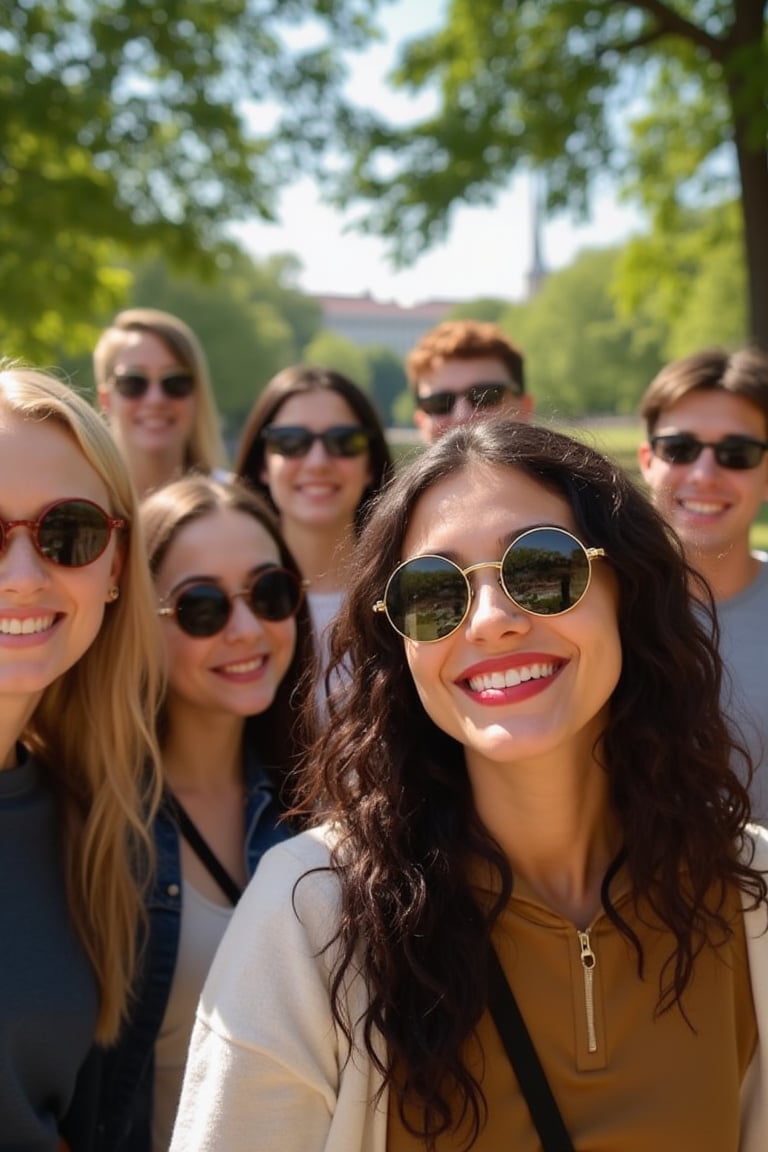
[0,365,163,1042]
[93,307,228,473]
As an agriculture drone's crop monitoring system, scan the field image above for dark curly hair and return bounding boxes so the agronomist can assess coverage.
[294,419,766,1149]
[233,364,393,533]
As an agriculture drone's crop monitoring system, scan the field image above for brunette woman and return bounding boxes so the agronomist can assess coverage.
[172,419,768,1151]
[94,475,314,1151]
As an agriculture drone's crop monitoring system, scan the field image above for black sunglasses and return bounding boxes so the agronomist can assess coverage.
[260,425,372,458]
[374,526,605,643]
[111,371,196,400]
[650,433,768,471]
[0,499,125,568]
[416,381,522,417]
[158,567,305,638]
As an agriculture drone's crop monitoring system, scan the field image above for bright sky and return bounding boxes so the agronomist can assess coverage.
[234,0,643,307]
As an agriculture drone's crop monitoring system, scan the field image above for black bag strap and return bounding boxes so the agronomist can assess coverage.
[163,790,243,907]
[487,946,575,1152]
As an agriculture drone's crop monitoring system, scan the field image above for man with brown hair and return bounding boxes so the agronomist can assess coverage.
[406,320,531,444]
[638,346,768,818]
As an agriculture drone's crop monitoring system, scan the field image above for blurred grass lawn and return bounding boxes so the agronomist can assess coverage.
[388,419,768,553]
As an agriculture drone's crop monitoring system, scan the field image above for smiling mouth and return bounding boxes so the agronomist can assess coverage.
[678,499,727,515]
[218,656,267,675]
[0,614,57,636]
[467,661,560,692]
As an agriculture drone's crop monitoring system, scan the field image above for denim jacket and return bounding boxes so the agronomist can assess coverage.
[89,748,293,1152]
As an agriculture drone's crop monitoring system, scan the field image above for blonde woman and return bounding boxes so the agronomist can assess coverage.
[0,365,162,1149]
[94,308,228,498]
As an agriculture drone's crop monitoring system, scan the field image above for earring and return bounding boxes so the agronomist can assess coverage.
[107,586,120,603]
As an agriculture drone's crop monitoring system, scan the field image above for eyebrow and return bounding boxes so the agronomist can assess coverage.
[165,562,280,598]
[406,522,573,565]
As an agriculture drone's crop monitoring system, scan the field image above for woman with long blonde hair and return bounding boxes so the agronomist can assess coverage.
[0,365,162,1149]
[94,307,228,498]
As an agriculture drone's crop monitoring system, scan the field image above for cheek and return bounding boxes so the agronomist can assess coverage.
[271,619,297,679]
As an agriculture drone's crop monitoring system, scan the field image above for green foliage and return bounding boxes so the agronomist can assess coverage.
[326,0,768,343]
[58,250,323,432]
[444,298,509,324]
[497,248,665,418]
[302,330,372,390]
[0,0,377,357]
[364,344,407,425]
[615,200,747,357]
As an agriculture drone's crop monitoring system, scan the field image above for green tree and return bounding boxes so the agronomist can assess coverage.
[328,1,768,346]
[499,249,665,418]
[302,331,372,390]
[0,0,375,359]
[365,345,407,426]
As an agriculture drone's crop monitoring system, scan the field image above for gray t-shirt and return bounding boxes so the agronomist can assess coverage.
[716,556,768,821]
[0,751,98,1149]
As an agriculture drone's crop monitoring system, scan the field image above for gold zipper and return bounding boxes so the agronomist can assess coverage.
[577,929,597,1053]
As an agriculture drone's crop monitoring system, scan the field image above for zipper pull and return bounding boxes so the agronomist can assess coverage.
[577,929,598,1053]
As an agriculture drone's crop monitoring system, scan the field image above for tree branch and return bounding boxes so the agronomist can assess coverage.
[609,0,727,61]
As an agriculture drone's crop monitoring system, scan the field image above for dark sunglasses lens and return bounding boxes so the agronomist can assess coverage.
[385,556,467,641]
[469,384,508,410]
[38,501,111,566]
[324,427,370,457]
[418,392,455,417]
[716,439,765,469]
[502,529,590,615]
[175,586,231,637]
[161,373,195,398]
[249,569,302,621]
[113,373,148,398]
[263,428,312,457]
[653,436,701,465]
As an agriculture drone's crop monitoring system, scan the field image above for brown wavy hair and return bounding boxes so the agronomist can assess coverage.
[233,364,393,533]
[405,319,525,395]
[140,474,316,778]
[296,418,766,1148]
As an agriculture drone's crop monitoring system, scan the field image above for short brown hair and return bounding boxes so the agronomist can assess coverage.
[405,320,525,395]
[640,347,768,436]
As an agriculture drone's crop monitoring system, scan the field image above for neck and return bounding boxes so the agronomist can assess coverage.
[162,700,244,794]
[120,442,186,500]
[281,522,357,592]
[686,542,759,602]
[468,723,620,927]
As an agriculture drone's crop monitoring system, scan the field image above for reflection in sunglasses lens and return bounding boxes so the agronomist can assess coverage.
[502,531,589,615]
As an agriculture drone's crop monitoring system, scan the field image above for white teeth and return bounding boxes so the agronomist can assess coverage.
[221,656,266,674]
[0,615,56,636]
[468,662,557,693]
[681,500,725,514]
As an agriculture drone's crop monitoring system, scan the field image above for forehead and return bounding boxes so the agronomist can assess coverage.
[654,390,767,438]
[418,356,512,393]
[158,507,280,583]
[112,329,182,368]
[0,411,111,513]
[403,463,574,558]
[271,389,359,427]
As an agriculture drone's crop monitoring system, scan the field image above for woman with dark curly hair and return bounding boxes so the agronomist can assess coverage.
[171,420,768,1152]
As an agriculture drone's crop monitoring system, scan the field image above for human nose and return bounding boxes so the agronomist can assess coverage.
[0,529,50,593]
[463,573,530,641]
[302,436,331,464]
[224,593,267,639]
[688,445,721,481]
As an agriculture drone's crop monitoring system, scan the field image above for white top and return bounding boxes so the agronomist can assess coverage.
[307,590,347,715]
[170,825,768,1152]
[153,881,233,1152]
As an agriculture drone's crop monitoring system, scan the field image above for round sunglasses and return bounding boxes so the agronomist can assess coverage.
[0,499,125,568]
[416,381,521,417]
[158,567,305,638]
[374,526,606,643]
[650,433,768,471]
[111,371,196,400]
[260,425,372,458]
